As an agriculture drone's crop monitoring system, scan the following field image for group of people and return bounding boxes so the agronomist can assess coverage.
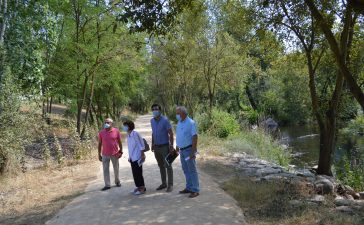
[97,104,200,198]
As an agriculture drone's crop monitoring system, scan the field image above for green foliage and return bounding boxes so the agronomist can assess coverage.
[334,154,364,191]
[0,69,23,173]
[341,114,364,136]
[196,109,240,138]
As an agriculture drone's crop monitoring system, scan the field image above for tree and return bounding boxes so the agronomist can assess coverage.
[256,0,355,175]
[304,0,364,110]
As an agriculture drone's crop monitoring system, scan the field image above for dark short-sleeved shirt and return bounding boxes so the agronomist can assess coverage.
[151,116,172,145]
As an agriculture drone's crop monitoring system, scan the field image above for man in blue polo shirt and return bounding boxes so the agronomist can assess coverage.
[176,106,200,198]
[150,104,174,192]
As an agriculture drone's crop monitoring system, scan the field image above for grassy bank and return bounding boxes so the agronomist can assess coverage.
[198,129,290,167]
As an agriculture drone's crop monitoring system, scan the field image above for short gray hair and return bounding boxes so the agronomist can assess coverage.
[105,118,113,123]
[176,106,188,115]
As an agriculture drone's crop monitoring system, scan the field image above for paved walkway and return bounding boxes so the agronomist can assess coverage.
[46,115,247,225]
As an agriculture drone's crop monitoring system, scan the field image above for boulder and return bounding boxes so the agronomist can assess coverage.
[359,192,364,200]
[261,118,279,133]
[353,200,364,208]
[353,193,360,200]
[334,198,354,206]
[335,206,354,214]
[296,169,315,178]
[256,167,282,177]
[314,176,335,195]
[344,193,355,200]
[309,194,325,204]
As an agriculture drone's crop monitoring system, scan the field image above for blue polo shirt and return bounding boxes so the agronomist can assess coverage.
[151,116,172,145]
[176,116,198,148]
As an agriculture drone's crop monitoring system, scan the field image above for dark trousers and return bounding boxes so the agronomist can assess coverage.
[154,145,173,187]
[130,160,145,187]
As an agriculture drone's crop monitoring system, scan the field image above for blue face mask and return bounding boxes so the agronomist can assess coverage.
[104,123,111,129]
[176,114,181,122]
[122,125,129,132]
[152,110,160,118]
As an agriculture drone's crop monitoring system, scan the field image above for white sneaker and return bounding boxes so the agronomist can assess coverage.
[133,190,146,195]
[130,188,138,194]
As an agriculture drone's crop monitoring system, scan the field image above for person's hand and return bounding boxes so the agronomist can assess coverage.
[151,144,155,152]
[98,154,102,162]
[176,147,180,153]
[169,145,175,154]
[189,151,196,160]
[117,150,123,158]
[141,152,146,161]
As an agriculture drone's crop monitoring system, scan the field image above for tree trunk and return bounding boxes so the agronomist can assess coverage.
[245,84,258,110]
[49,96,53,114]
[317,115,336,175]
[0,0,7,44]
[77,74,88,134]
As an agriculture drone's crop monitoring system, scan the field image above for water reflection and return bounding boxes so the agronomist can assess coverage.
[279,125,364,168]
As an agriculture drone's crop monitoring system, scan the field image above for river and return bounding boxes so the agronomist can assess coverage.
[279,125,364,168]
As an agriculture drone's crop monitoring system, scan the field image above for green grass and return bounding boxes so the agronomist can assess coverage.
[199,129,291,166]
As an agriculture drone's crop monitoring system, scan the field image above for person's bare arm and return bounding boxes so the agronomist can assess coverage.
[168,128,174,153]
[190,135,198,159]
[118,138,123,154]
[98,140,102,161]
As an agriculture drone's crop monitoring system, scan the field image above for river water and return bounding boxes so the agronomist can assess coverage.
[279,125,364,168]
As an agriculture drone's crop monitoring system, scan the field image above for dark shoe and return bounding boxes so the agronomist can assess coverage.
[156,184,167,190]
[116,182,121,187]
[179,189,192,194]
[166,186,173,192]
[101,186,111,191]
[189,192,199,198]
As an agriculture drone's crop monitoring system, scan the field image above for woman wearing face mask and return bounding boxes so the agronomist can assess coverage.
[122,120,147,195]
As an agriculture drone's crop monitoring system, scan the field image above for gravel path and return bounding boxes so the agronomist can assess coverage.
[46,115,247,225]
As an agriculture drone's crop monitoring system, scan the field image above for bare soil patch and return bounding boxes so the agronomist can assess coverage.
[0,160,99,225]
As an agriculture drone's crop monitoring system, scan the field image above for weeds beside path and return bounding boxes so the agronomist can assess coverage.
[0,160,99,225]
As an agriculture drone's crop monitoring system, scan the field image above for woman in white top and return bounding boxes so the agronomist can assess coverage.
[122,120,146,195]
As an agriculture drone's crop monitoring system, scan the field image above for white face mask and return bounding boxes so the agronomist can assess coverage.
[104,123,111,129]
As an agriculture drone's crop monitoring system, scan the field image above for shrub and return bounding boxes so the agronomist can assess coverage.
[195,109,240,138]
[334,154,364,191]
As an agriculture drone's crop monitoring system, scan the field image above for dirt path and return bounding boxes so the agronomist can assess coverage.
[46,115,247,225]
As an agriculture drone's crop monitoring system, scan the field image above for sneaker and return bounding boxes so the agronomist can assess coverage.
[101,186,111,191]
[156,184,167,190]
[116,182,121,187]
[133,189,146,196]
[130,187,138,194]
[166,186,173,192]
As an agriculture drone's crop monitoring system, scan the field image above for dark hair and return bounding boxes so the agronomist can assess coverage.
[151,103,162,110]
[123,120,135,131]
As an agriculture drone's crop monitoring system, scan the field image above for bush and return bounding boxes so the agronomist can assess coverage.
[334,154,364,191]
[341,114,364,136]
[195,109,240,138]
[0,69,24,173]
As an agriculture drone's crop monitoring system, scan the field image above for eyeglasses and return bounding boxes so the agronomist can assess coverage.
[105,121,111,124]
